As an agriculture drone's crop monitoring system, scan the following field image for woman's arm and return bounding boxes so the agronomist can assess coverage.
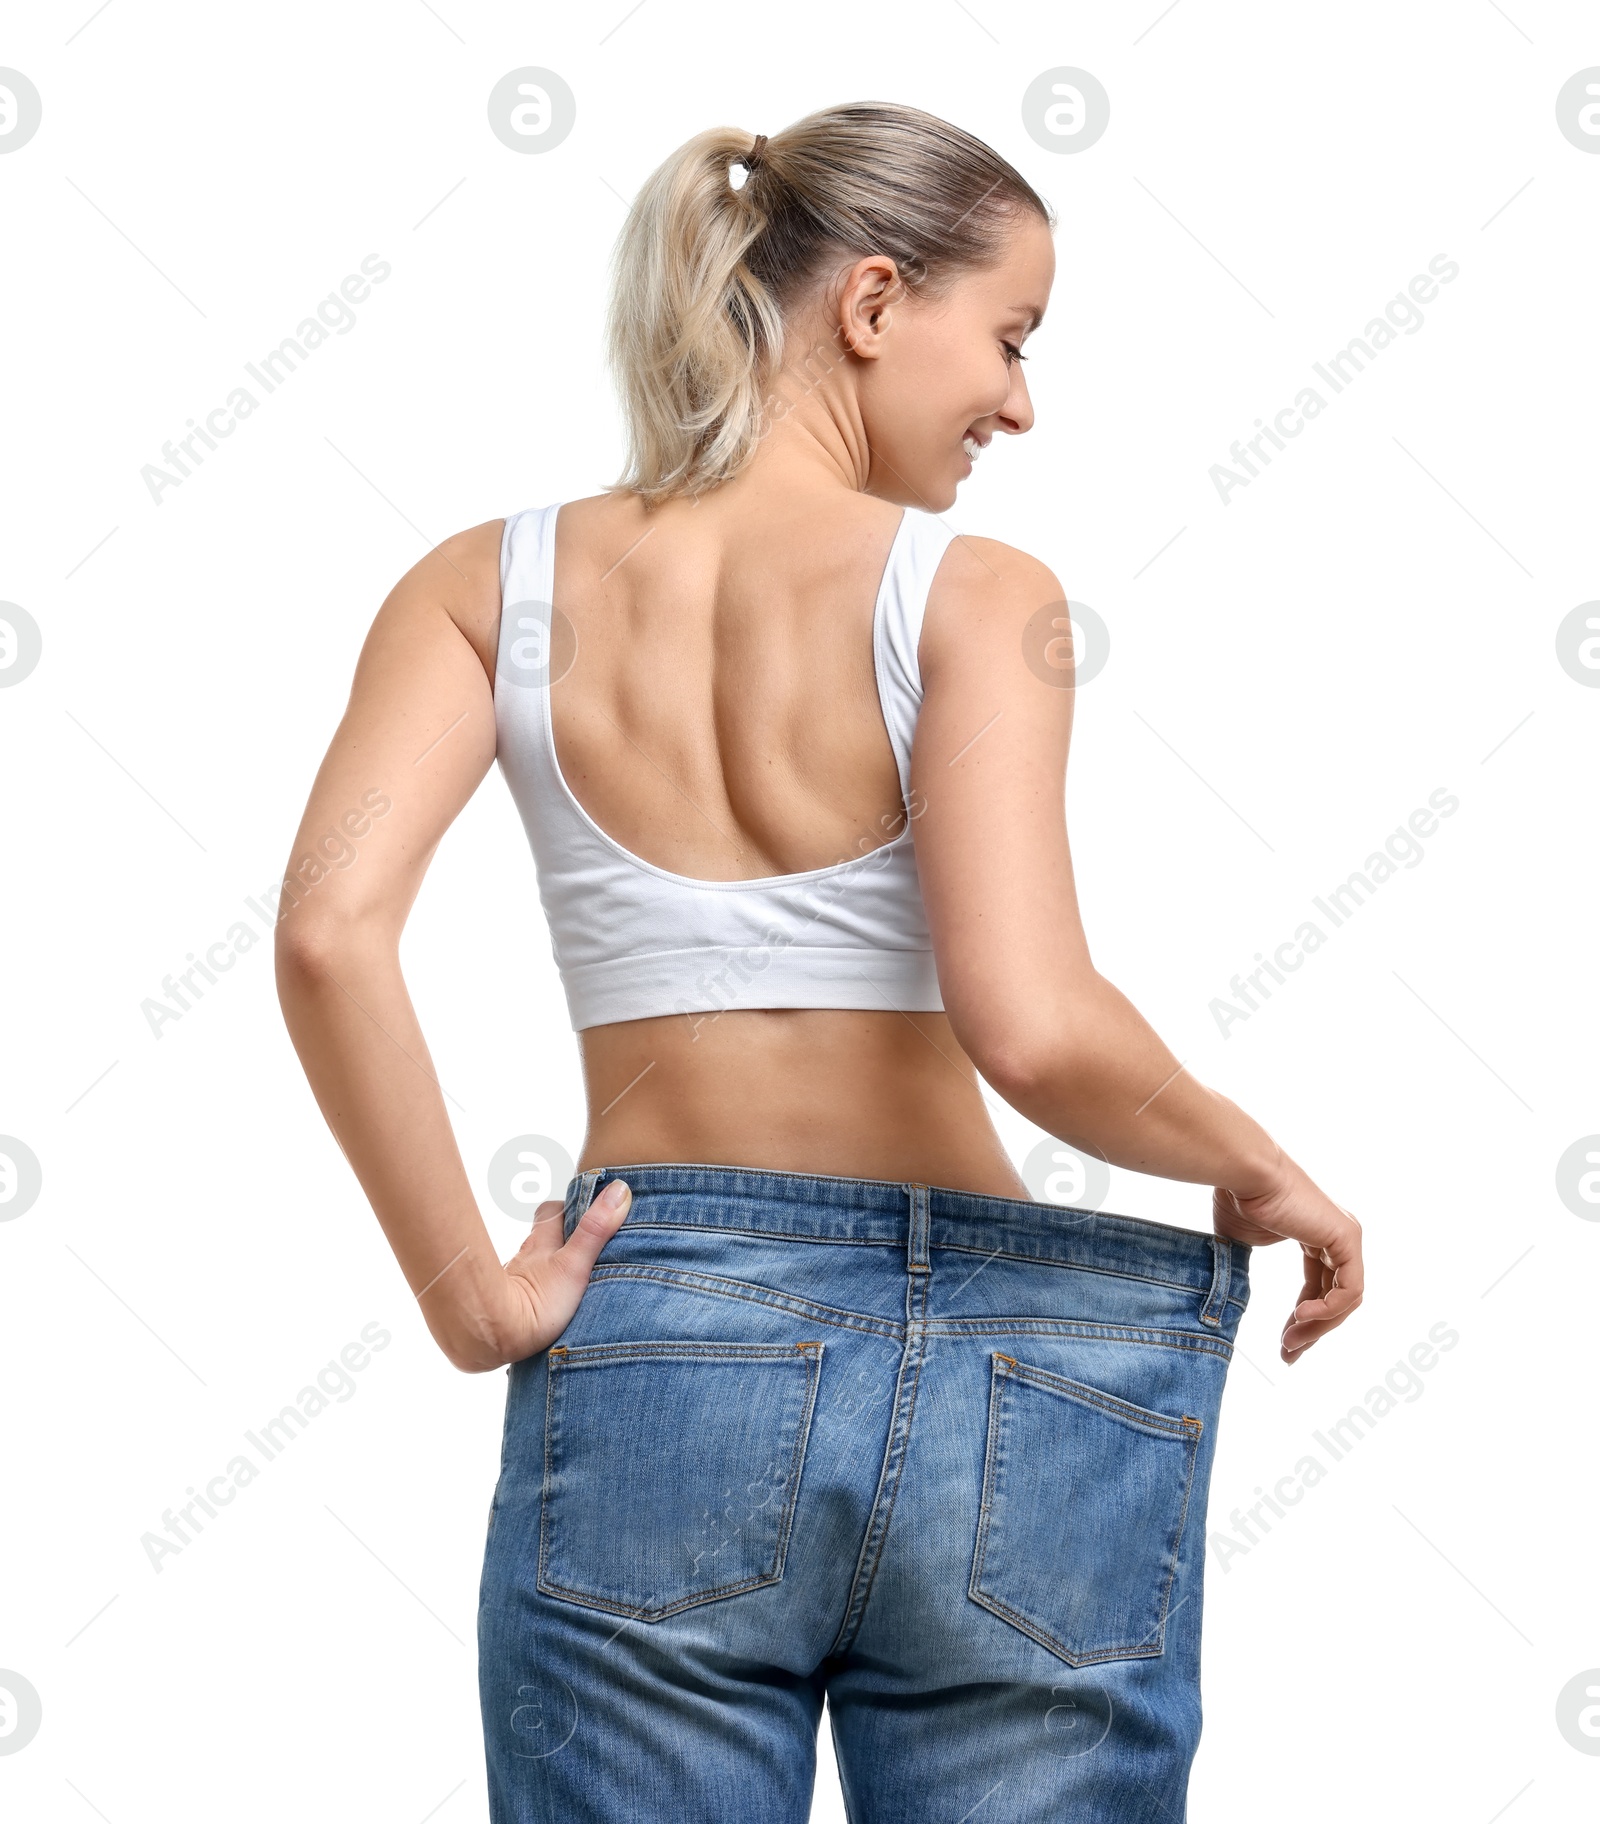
[914,536,1362,1363]
[273,522,630,1373]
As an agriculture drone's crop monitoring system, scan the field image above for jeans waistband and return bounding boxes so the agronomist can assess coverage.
[562,1162,1250,1318]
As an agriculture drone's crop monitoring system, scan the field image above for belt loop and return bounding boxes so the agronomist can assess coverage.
[906,1183,930,1273]
[565,1168,604,1239]
[1200,1234,1231,1327]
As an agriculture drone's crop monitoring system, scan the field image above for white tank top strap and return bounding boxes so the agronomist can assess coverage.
[874,507,958,805]
[498,503,561,680]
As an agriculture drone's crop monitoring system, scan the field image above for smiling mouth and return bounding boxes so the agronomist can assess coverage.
[962,434,985,462]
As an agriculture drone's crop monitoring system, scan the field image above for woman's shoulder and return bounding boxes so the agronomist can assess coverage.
[918,530,1078,730]
[381,516,507,681]
[419,496,610,679]
[923,530,1067,667]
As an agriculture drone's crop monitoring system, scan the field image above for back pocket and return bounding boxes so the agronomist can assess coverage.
[969,1352,1201,1667]
[537,1338,824,1622]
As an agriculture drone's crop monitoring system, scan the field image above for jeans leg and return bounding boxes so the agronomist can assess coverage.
[825,1259,1238,1822]
[478,1588,826,1822]
[476,1252,881,1823]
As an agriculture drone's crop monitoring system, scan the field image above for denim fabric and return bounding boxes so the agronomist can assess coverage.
[478,1164,1251,1823]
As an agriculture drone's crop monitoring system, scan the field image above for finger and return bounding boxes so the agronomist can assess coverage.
[1295,1249,1330,1305]
[1285,1277,1362,1332]
[1292,1283,1363,1326]
[1281,1294,1364,1357]
[1281,1248,1362,1357]
[1284,1218,1363,1331]
[1322,1216,1364,1298]
[1279,1253,1326,1345]
[554,1179,632,1286]
[507,1200,570,1266]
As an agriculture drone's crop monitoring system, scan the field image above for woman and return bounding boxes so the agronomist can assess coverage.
[276,102,1361,1823]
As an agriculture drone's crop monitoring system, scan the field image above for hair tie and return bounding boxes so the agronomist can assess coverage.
[743,134,768,173]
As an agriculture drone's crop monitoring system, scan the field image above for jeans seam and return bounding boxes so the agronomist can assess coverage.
[968,1588,1168,1667]
[927,1318,1236,1362]
[546,1338,824,1363]
[828,1270,929,1656]
[1000,1357,1205,1439]
[595,1228,1247,1309]
[582,1264,905,1342]
[579,1267,1237,1358]
[602,1219,904,1249]
[1199,1234,1231,1327]
[935,1241,1227,1300]
[538,1570,780,1620]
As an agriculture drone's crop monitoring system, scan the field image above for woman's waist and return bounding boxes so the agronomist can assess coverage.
[577,1007,1022,1194]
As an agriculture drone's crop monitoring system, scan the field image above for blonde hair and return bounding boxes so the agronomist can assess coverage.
[605,101,1055,504]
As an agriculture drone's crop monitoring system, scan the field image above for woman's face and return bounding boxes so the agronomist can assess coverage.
[848,210,1055,511]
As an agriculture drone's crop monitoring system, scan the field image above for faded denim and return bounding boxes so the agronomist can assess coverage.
[478,1164,1251,1822]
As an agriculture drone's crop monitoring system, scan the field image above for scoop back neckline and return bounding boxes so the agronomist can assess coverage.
[534,499,917,894]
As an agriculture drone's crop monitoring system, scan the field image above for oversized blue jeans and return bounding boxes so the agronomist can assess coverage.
[478,1164,1251,1822]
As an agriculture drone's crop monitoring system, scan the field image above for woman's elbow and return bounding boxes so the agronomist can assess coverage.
[273,911,340,982]
[948,1002,1086,1104]
[272,904,391,991]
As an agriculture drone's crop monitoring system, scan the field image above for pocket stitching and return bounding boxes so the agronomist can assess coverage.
[536,1341,824,1622]
[581,1266,905,1342]
[968,1352,1201,1667]
[932,1316,1234,1362]
[998,1355,1204,1441]
[548,1339,823,1364]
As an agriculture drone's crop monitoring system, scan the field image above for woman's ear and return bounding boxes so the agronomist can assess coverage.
[837,254,907,359]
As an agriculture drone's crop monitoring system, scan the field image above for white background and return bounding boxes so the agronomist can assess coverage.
[2,1,1596,1818]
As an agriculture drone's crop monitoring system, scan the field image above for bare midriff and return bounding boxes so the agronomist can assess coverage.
[577,1007,1030,1198]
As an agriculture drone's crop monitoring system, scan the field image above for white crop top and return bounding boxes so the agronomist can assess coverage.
[494,502,957,1031]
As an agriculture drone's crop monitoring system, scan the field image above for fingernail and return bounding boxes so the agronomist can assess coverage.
[600,1180,631,1212]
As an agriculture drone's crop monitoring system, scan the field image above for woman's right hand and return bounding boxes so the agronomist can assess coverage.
[1211,1158,1363,1364]
[487,1179,634,1368]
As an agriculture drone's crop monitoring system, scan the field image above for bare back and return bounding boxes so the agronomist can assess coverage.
[450,486,1043,1196]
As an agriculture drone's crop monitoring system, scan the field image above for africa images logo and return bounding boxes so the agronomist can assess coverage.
[1210,788,1459,1036]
